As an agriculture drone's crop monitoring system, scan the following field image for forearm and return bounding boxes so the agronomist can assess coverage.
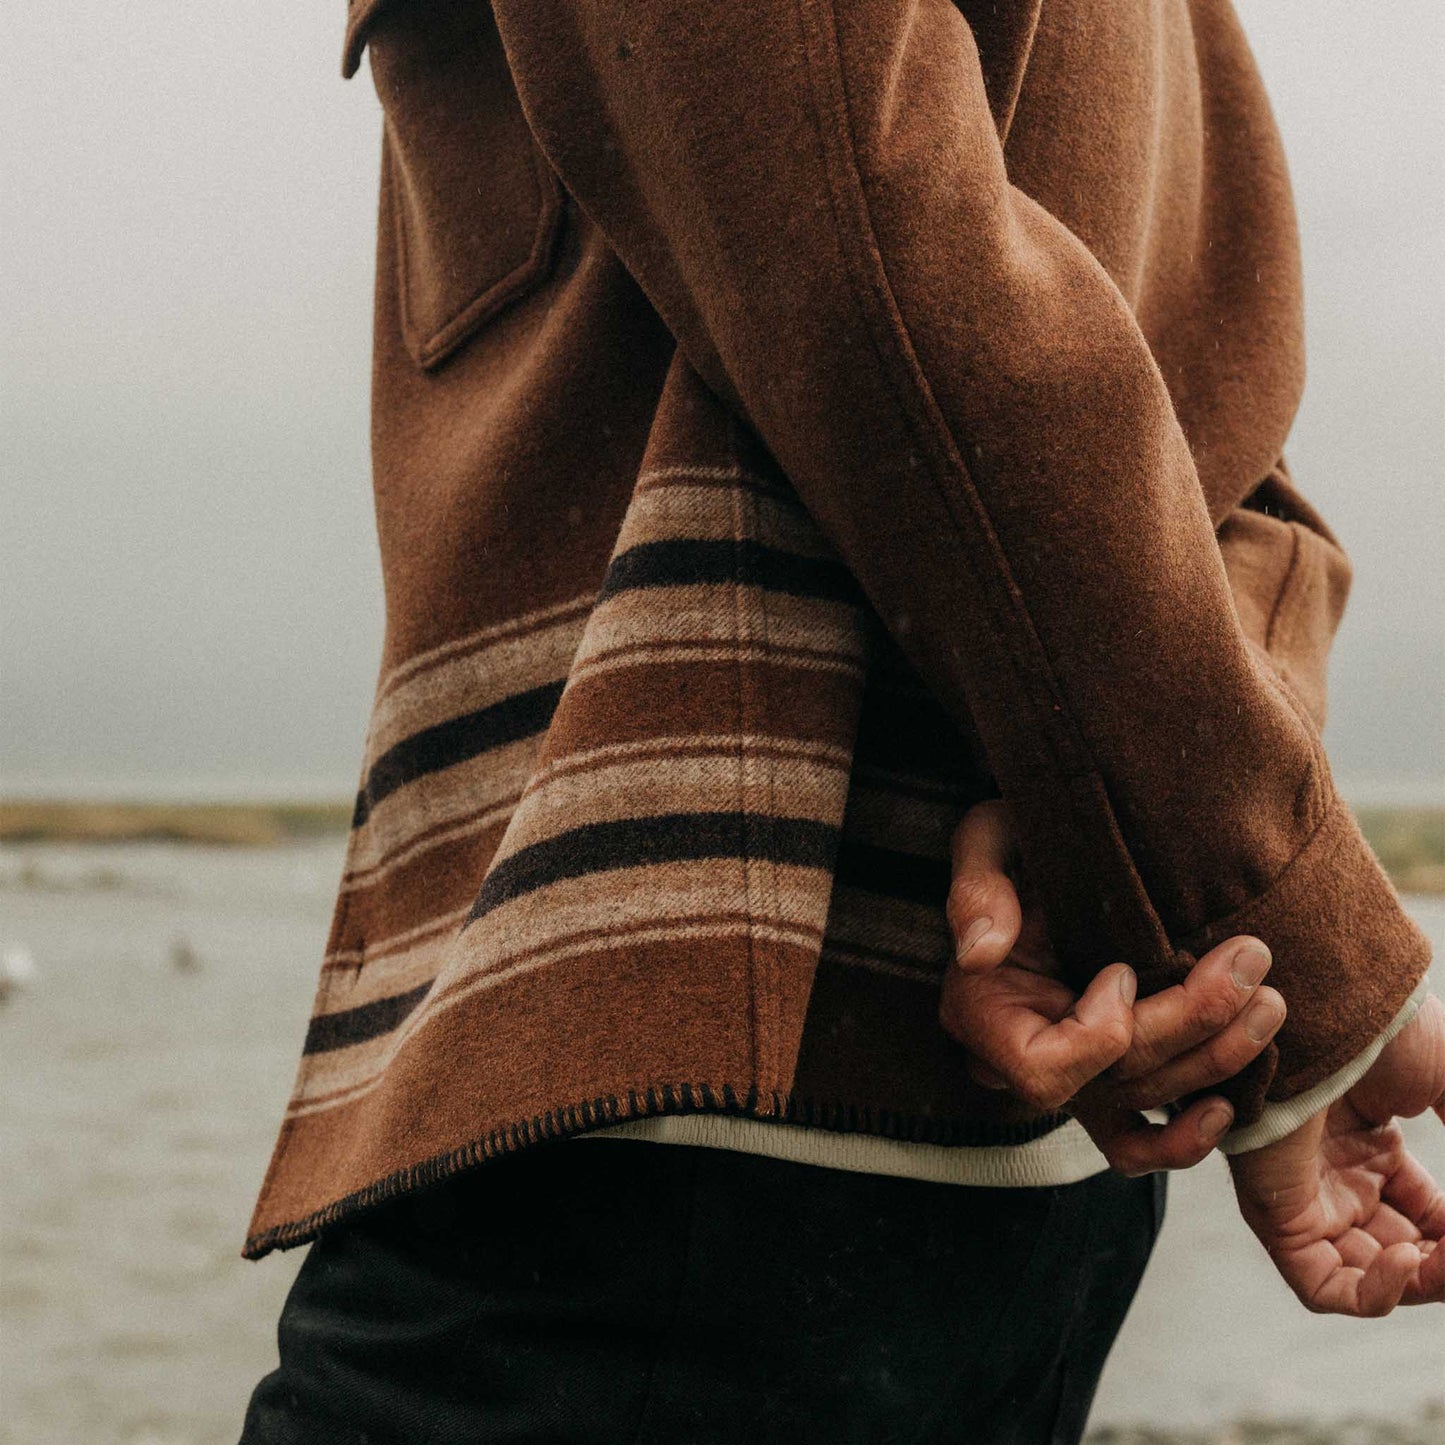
[493,0,1433,1119]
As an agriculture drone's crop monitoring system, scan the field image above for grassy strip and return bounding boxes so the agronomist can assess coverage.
[1087,1403,1445,1444]
[0,799,353,846]
[1,799,1441,895]
[1353,805,1445,896]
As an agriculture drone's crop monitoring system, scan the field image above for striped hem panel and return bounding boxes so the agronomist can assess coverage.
[576,1112,1111,1187]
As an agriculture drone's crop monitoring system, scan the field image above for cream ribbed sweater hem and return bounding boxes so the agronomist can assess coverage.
[578,982,1433,1184]
[578,1112,1113,1186]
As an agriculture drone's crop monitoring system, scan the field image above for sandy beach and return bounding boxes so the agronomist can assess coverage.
[1,838,1441,1445]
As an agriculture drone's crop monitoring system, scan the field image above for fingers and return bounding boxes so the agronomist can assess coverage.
[1110,935,1275,1082]
[1299,1242,1429,1317]
[946,800,1025,972]
[1070,1093,1235,1176]
[1416,1234,1445,1303]
[1380,1149,1445,1243]
[1097,986,1286,1113]
[940,961,1136,1113]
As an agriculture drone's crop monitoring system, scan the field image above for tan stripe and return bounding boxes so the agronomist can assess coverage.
[454,855,828,980]
[323,904,470,972]
[518,734,852,806]
[374,594,594,706]
[567,641,863,692]
[616,480,841,560]
[341,796,515,892]
[633,463,790,498]
[367,613,586,765]
[491,745,850,862]
[576,583,863,663]
[345,734,541,876]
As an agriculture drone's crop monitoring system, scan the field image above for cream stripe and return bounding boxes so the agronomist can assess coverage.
[518,735,853,805]
[618,481,841,559]
[323,904,470,971]
[636,464,751,486]
[368,616,586,763]
[345,736,539,875]
[570,584,865,667]
[490,749,849,860]
[567,642,864,689]
[375,595,594,703]
[340,797,516,892]
[577,1113,1112,1187]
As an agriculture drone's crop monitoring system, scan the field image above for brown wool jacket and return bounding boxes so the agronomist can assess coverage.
[243,0,1433,1257]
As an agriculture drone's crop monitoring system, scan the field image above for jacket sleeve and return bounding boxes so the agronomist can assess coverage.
[489,0,1432,1124]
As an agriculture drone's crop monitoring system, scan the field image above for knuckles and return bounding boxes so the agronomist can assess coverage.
[1013,1073,1072,1113]
[1189,982,1242,1036]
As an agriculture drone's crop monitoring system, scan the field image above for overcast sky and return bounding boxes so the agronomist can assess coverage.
[2,1,1441,801]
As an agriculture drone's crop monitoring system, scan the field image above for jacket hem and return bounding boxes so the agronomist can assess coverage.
[241,1083,1070,1260]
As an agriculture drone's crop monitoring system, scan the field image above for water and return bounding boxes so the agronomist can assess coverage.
[1,840,1441,1445]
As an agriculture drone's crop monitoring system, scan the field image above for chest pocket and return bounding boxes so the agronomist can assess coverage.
[343,0,566,370]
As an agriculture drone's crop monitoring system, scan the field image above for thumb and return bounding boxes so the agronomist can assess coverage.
[947,798,1025,972]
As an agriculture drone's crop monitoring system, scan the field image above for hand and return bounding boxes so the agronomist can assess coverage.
[1226,992,1445,1315]
[937,798,1286,1175]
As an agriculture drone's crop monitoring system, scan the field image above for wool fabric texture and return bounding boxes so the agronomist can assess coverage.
[243,0,1433,1258]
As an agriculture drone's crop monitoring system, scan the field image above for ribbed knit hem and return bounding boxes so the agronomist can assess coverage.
[1218,977,1432,1155]
[578,1112,1109,1186]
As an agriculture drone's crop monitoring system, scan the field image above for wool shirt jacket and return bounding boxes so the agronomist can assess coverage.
[242,0,1433,1257]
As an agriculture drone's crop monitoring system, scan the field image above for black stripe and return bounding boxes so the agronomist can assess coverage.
[467,810,841,923]
[597,538,865,605]
[833,839,951,907]
[302,983,433,1055]
[353,679,566,827]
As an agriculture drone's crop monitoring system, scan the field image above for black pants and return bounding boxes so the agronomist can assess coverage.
[241,1138,1164,1444]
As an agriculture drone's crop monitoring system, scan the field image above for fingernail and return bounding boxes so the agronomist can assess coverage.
[1200,1103,1233,1140]
[1230,940,1272,990]
[1244,996,1283,1042]
[1117,966,1137,1006]
[955,916,992,965]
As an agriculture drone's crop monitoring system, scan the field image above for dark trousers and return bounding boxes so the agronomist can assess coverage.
[241,1137,1164,1444]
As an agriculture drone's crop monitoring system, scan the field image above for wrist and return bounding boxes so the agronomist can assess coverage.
[1216,977,1431,1156]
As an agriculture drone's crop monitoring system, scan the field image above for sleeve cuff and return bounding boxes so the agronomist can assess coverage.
[1217,976,1432,1154]
[1172,787,1435,1119]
